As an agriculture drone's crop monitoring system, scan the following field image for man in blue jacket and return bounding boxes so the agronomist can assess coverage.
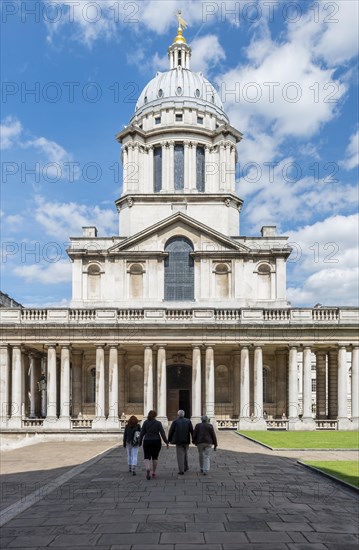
[168,410,194,475]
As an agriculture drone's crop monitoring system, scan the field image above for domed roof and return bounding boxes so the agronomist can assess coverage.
[134,67,227,120]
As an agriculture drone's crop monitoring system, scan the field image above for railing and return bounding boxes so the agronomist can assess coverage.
[22,418,44,427]
[266,419,288,430]
[71,418,93,429]
[69,309,96,322]
[21,309,48,322]
[263,309,290,321]
[313,309,339,321]
[167,309,193,320]
[315,419,338,430]
[117,309,144,321]
[215,309,241,321]
[217,419,239,429]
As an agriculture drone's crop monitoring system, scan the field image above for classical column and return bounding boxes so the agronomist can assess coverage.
[59,345,71,428]
[95,345,106,427]
[192,345,202,423]
[328,350,338,419]
[205,346,215,422]
[276,349,287,417]
[9,346,22,428]
[29,353,36,418]
[351,346,359,427]
[232,350,240,418]
[157,345,167,426]
[44,345,57,426]
[184,141,190,191]
[71,350,83,417]
[288,346,299,429]
[337,345,350,429]
[253,346,267,429]
[118,350,126,417]
[315,350,327,419]
[302,346,315,429]
[107,346,119,427]
[0,345,10,423]
[147,146,154,193]
[239,346,250,427]
[144,346,154,415]
[168,141,175,191]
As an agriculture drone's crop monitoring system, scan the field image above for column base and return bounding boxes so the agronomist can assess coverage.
[106,417,121,429]
[57,417,71,429]
[157,416,168,429]
[337,417,353,430]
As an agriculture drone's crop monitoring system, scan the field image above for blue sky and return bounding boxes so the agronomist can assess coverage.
[1,0,358,307]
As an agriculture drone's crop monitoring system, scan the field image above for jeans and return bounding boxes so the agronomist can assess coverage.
[176,444,189,473]
[126,443,139,466]
[197,443,212,472]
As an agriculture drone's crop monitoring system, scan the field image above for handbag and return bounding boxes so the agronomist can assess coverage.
[132,429,141,446]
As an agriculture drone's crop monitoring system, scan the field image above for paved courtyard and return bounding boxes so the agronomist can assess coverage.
[0,432,358,549]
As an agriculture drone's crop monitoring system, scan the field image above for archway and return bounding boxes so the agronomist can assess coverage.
[167,364,192,420]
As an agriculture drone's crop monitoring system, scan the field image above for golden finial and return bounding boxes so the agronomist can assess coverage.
[174,9,188,44]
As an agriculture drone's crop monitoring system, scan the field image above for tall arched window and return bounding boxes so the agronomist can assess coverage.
[196,146,205,192]
[164,237,194,301]
[174,144,184,190]
[154,146,162,192]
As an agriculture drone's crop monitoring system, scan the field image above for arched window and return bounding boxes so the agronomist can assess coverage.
[154,146,162,192]
[174,144,184,190]
[87,264,101,300]
[215,365,230,403]
[129,365,144,403]
[164,237,194,301]
[196,146,205,192]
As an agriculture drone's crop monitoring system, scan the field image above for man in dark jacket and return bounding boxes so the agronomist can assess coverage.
[168,410,194,475]
[192,415,218,475]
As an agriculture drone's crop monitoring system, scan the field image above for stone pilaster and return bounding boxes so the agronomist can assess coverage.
[144,346,154,416]
[301,346,315,429]
[239,346,251,429]
[232,350,240,418]
[337,345,350,429]
[288,346,300,430]
[58,346,71,428]
[315,350,327,419]
[107,346,119,428]
[252,346,267,430]
[205,346,215,424]
[95,345,106,428]
[43,345,57,427]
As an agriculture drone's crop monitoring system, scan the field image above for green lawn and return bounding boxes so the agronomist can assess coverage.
[238,431,359,449]
[303,460,359,488]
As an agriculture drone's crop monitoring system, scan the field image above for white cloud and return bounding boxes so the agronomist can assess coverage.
[341,129,359,171]
[0,116,22,150]
[34,196,117,240]
[13,261,72,284]
[190,35,226,73]
[287,214,359,306]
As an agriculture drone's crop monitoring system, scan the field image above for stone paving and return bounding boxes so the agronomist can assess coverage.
[0,432,358,549]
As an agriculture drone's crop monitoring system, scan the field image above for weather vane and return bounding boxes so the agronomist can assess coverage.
[176,9,188,30]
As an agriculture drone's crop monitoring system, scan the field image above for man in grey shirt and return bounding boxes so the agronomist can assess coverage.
[168,410,194,475]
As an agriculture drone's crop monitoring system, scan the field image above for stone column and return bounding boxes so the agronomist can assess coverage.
[302,346,315,429]
[9,346,22,428]
[29,354,36,418]
[351,346,359,427]
[95,345,106,427]
[157,345,167,426]
[315,350,327,419]
[44,345,57,426]
[0,345,10,423]
[144,346,154,415]
[337,345,350,429]
[205,346,215,423]
[276,349,287,418]
[232,350,240,418]
[253,346,267,429]
[107,346,119,428]
[148,146,154,193]
[184,141,190,191]
[168,142,175,191]
[71,350,83,417]
[288,346,299,430]
[328,350,338,419]
[192,345,202,424]
[239,346,251,428]
[118,350,126,417]
[59,346,71,428]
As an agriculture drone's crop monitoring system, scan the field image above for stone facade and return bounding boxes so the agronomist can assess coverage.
[0,26,358,433]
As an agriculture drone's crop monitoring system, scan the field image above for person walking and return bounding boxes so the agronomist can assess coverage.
[192,415,218,475]
[123,415,141,475]
[168,410,194,475]
[139,410,169,479]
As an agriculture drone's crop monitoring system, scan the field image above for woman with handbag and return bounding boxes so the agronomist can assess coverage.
[123,415,141,475]
[139,410,169,479]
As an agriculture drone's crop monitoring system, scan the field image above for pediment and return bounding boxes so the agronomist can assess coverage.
[108,212,250,254]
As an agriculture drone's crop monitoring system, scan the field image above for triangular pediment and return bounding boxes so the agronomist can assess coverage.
[108,212,250,254]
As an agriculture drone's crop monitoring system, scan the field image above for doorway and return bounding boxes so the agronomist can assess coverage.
[167,364,191,420]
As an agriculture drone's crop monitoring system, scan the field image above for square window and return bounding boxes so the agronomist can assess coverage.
[176,114,183,122]
[197,116,204,124]
[155,117,161,125]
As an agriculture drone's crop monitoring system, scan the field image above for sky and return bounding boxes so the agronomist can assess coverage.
[0,0,358,308]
